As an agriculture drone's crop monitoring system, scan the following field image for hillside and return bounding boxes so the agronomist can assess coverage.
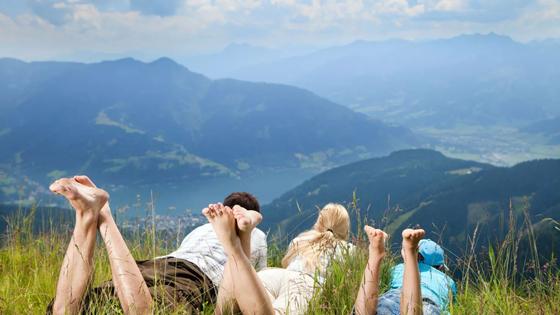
[0,57,418,211]
[263,149,560,258]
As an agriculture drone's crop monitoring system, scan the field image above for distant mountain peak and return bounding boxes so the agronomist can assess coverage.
[388,148,445,159]
[97,57,141,66]
[151,57,179,67]
[0,57,26,64]
[449,32,517,45]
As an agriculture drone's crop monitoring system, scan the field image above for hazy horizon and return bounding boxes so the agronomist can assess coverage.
[2,0,560,61]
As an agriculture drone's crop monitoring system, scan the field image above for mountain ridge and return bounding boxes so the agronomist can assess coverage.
[262,149,560,258]
[0,57,419,211]
[204,33,560,128]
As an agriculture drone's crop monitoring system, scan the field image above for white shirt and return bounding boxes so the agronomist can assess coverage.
[161,223,268,286]
[285,238,354,285]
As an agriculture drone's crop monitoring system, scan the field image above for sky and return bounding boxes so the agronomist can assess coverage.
[1,0,559,61]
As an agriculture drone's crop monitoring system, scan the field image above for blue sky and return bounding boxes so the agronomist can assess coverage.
[1,0,559,61]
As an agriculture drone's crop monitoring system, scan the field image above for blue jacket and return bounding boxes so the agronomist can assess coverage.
[389,262,457,312]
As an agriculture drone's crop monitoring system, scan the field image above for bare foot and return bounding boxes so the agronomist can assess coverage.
[73,175,96,188]
[73,175,112,221]
[202,204,240,254]
[232,205,262,232]
[365,225,388,258]
[50,177,108,213]
[401,228,425,252]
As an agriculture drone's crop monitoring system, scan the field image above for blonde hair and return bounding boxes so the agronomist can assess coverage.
[281,203,350,271]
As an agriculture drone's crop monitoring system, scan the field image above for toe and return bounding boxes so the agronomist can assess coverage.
[49,182,63,193]
[74,175,96,188]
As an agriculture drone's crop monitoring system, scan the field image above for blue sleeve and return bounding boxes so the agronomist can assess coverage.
[389,263,404,289]
[450,278,458,301]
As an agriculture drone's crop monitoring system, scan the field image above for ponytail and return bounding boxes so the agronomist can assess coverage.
[281,203,350,271]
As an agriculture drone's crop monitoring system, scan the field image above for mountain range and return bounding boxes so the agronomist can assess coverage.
[263,149,560,259]
[0,57,418,211]
[188,34,560,129]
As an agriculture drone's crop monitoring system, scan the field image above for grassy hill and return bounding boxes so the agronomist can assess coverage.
[263,149,560,260]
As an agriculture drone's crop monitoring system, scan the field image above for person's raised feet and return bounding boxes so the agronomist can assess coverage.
[365,225,388,258]
[49,177,109,224]
[73,175,113,223]
[73,175,96,188]
[401,228,425,252]
[203,204,241,254]
[233,205,262,232]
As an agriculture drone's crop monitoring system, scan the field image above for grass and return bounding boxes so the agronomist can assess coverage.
[0,204,559,314]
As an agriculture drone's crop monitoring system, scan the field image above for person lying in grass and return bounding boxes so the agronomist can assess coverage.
[204,202,354,315]
[354,227,457,315]
[46,175,266,315]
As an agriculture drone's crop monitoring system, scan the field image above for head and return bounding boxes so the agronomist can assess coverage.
[312,203,350,240]
[281,203,350,270]
[418,239,447,271]
[223,192,260,213]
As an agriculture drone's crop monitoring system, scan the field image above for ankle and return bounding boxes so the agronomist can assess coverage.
[97,210,115,231]
[238,229,252,240]
[227,239,245,257]
[368,253,385,265]
[402,248,419,262]
[75,211,98,229]
[368,250,386,261]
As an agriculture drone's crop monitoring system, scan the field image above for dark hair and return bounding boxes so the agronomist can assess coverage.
[223,192,260,213]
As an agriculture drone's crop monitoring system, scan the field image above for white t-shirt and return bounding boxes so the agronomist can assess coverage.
[161,223,268,286]
[285,237,354,285]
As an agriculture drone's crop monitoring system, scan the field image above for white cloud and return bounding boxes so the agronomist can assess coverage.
[433,0,467,11]
[0,0,558,60]
[373,0,425,17]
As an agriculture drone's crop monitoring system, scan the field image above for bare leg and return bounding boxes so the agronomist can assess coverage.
[400,229,425,315]
[232,205,262,258]
[75,176,152,315]
[203,204,274,315]
[50,178,108,315]
[354,226,388,315]
[215,204,263,314]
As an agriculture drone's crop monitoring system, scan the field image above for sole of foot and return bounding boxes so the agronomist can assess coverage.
[401,228,425,251]
[50,177,109,215]
[202,205,240,254]
[233,205,262,232]
[365,225,388,256]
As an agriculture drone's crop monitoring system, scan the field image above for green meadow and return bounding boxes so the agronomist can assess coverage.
[1,205,559,315]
